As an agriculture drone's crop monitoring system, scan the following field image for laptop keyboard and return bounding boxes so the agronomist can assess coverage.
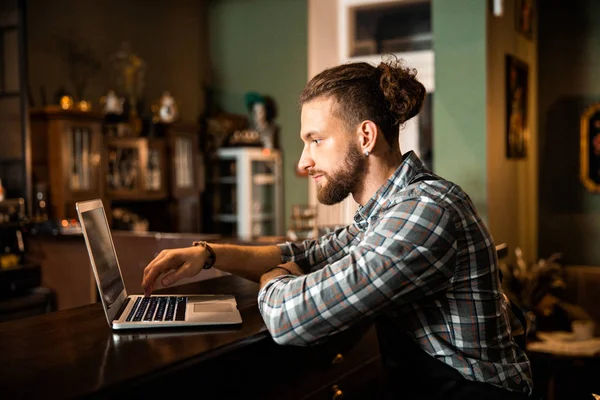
[125,296,187,322]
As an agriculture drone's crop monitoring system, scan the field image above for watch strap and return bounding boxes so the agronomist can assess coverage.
[192,241,216,269]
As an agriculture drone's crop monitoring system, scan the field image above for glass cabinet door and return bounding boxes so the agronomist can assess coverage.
[106,138,142,195]
[64,123,101,194]
[105,138,167,199]
[251,159,277,237]
[213,148,283,239]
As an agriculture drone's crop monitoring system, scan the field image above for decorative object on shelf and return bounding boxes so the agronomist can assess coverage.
[32,183,49,222]
[580,103,600,192]
[111,41,146,129]
[100,89,125,116]
[244,91,279,149]
[152,91,179,124]
[111,207,149,232]
[228,129,260,147]
[77,100,91,112]
[205,113,248,152]
[56,34,101,103]
[515,0,534,40]
[59,95,74,110]
[505,54,529,159]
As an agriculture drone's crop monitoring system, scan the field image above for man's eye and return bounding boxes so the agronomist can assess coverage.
[312,139,321,145]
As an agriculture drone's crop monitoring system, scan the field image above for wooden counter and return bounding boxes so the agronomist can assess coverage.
[0,274,384,399]
[28,231,264,311]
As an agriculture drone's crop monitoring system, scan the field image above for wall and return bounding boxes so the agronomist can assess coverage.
[432,0,488,218]
[306,0,353,227]
[433,0,539,264]
[208,0,308,230]
[487,0,538,263]
[27,0,208,123]
[538,0,600,265]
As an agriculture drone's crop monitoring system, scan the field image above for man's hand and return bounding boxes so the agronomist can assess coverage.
[142,246,208,296]
[259,261,303,290]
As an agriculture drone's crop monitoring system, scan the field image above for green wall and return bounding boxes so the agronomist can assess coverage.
[208,0,308,231]
[432,0,488,220]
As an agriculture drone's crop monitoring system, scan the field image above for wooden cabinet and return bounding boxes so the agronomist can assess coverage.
[228,323,384,400]
[30,107,104,220]
[29,107,203,232]
[166,123,203,232]
[167,123,203,198]
[105,137,168,200]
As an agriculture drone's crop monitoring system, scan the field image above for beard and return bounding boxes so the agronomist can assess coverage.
[314,144,367,205]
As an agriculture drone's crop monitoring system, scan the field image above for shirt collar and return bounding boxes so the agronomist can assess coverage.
[354,151,430,224]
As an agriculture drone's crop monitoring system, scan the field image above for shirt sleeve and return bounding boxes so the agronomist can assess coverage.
[259,197,457,346]
[277,223,361,273]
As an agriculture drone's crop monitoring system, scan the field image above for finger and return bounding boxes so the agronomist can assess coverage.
[161,261,196,287]
[143,250,168,279]
[142,252,181,293]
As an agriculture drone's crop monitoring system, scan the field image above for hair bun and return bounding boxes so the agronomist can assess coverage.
[377,56,426,125]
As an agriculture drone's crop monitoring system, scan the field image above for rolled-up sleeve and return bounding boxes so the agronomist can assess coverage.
[277,224,360,273]
[259,197,457,346]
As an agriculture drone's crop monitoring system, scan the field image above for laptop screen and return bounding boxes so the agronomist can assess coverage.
[80,207,125,312]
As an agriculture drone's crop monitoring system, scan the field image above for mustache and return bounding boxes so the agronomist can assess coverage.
[308,170,326,177]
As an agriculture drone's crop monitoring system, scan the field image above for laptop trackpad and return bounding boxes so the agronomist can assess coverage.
[193,303,235,313]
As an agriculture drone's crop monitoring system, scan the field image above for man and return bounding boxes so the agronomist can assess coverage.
[142,57,533,399]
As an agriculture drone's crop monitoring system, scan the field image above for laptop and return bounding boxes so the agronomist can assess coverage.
[76,199,242,330]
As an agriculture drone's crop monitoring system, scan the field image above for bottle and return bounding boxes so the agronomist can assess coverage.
[0,178,5,201]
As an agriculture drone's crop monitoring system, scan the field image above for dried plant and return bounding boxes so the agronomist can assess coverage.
[56,35,101,101]
[500,247,566,310]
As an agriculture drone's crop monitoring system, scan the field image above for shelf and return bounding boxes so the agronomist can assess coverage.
[216,176,237,184]
[215,213,275,223]
[253,174,275,185]
[215,214,238,223]
[252,213,274,222]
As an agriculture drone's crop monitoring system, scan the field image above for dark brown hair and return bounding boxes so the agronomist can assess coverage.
[300,55,426,147]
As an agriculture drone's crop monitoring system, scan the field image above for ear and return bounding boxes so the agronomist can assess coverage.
[356,120,378,155]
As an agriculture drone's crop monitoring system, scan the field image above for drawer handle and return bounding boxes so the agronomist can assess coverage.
[331,353,344,364]
[332,384,344,400]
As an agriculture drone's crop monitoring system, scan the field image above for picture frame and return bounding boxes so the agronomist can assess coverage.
[505,54,529,159]
[515,0,534,39]
[580,103,600,192]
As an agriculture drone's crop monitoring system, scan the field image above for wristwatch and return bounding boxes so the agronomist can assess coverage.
[192,241,216,269]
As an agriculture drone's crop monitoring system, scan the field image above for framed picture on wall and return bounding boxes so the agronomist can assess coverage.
[505,54,529,159]
[580,103,600,192]
[515,0,534,39]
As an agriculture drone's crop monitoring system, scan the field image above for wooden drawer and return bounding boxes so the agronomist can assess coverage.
[287,324,382,399]
[299,356,384,400]
[224,324,383,400]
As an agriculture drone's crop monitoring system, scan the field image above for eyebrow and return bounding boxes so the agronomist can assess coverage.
[301,131,316,141]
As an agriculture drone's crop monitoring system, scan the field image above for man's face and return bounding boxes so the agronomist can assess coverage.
[299,97,366,205]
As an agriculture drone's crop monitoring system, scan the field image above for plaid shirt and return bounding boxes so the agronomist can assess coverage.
[258,151,533,394]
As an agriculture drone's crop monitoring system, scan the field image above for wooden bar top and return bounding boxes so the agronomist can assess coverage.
[0,275,270,399]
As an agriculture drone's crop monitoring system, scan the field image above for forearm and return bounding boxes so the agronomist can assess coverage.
[211,243,282,282]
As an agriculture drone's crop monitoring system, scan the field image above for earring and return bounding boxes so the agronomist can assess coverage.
[364,150,370,157]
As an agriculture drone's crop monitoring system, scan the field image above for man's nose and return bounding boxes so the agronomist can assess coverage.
[297,148,314,173]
